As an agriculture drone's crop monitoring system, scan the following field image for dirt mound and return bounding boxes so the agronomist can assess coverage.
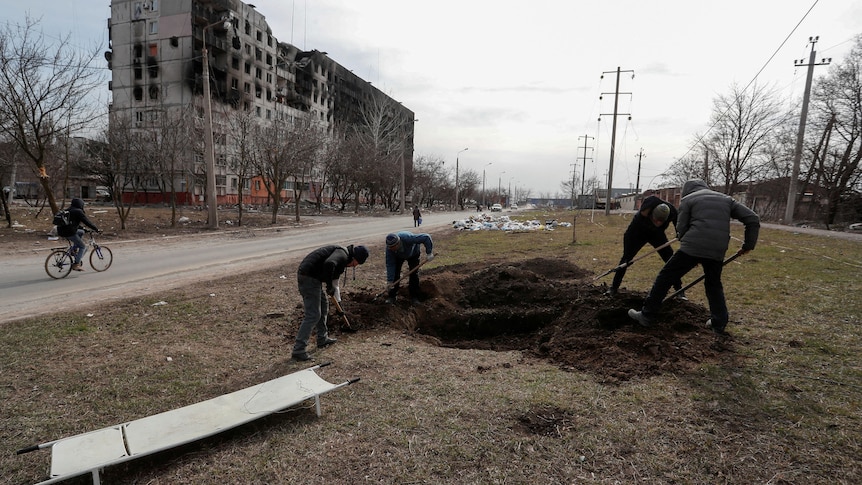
[344,257,733,382]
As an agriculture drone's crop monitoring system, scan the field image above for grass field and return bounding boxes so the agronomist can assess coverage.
[2,210,860,484]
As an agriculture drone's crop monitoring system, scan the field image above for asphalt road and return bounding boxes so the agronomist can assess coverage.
[5,211,857,324]
[1,211,458,324]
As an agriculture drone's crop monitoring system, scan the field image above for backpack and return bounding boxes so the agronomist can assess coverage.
[53,209,72,228]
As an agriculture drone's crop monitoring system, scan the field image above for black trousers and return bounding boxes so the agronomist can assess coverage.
[388,255,421,298]
[641,250,728,327]
[611,230,681,292]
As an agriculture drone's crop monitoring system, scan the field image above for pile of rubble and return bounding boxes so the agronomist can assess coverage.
[452,214,572,232]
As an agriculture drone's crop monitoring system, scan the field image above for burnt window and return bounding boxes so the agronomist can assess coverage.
[133,87,143,101]
[149,85,159,100]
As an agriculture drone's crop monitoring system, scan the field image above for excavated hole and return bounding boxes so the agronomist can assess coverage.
[345,257,734,382]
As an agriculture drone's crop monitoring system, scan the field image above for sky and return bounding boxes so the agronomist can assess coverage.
[10,0,862,197]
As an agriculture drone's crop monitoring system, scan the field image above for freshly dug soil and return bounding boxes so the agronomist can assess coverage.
[336,257,731,382]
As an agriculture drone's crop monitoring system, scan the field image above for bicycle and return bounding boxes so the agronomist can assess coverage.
[44,230,113,279]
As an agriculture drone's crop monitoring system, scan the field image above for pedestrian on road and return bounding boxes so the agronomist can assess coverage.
[293,244,369,361]
[385,231,433,304]
[628,179,760,335]
[607,196,683,298]
[57,198,101,272]
[413,206,422,227]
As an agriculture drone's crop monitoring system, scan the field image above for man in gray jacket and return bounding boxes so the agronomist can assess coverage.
[628,179,760,335]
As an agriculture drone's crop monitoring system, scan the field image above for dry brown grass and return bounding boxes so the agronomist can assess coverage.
[2,207,861,484]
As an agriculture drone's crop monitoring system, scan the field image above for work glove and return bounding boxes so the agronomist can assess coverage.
[426,253,435,262]
[333,286,341,302]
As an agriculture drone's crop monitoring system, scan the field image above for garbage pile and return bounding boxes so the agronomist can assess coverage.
[452,214,572,232]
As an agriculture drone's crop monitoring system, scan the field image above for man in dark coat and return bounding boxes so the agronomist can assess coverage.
[628,179,760,335]
[57,198,101,271]
[293,244,369,361]
[607,195,683,297]
[412,206,422,227]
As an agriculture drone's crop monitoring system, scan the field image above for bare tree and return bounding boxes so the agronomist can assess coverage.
[312,130,348,213]
[457,169,481,209]
[704,82,790,193]
[226,109,259,226]
[808,34,862,226]
[287,121,324,223]
[351,91,412,212]
[662,151,709,188]
[0,17,105,214]
[109,117,149,229]
[254,116,320,224]
[135,107,194,226]
[412,154,449,208]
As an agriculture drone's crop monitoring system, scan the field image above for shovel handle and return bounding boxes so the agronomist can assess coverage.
[663,251,743,302]
[593,238,677,281]
[330,295,352,328]
[374,253,436,299]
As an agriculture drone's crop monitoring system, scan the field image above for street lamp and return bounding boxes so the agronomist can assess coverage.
[498,171,506,205]
[400,117,418,215]
[454,147,467,210]
[201,14,232,229]
[508,177,515,207]
[482,162,492,208]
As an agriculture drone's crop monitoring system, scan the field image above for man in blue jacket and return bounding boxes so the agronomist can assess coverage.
[293,244,369,361]
[607,195,683,298]
[385,231,434,304]
[628,179,760,335]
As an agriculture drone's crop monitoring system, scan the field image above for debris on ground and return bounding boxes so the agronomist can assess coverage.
[453,215,572,231]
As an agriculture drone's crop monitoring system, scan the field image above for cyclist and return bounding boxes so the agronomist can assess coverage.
[57,198,101,271]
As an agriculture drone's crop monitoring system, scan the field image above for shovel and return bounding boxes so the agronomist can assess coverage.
[593,238,678,282]
[373,253,437,301]
[329,295,356,332]
[663,250,744,302]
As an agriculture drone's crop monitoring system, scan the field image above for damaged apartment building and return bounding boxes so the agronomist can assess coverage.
[107,0,414,205]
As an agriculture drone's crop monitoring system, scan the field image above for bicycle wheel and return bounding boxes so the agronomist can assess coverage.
[90,244,113,272]
[45,249,73,279]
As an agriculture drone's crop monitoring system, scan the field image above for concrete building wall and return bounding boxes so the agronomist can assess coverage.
[108,0,414,206]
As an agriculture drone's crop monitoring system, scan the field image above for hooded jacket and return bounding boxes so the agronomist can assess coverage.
[676,179,760,261]
[629,195,678,236]
[57,198,99,237]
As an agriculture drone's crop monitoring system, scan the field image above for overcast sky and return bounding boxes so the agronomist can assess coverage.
[11,0,862,196]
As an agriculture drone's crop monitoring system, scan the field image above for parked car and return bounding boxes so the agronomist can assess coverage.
[490,203,503,212]
[95,186,112,202]
[510,204,518,210]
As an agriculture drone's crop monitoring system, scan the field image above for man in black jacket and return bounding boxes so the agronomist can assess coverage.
[57,198,101,271]
[628,179,760,334]
[607,195,683,297]
[293,244,369,361]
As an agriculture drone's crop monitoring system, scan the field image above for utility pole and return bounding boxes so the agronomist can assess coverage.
[454,147,467,210]
[702,144,710,185]
[785,36,830,225]
[600,66,634,216]
[635,148,645,193]
[577,135,594,207]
